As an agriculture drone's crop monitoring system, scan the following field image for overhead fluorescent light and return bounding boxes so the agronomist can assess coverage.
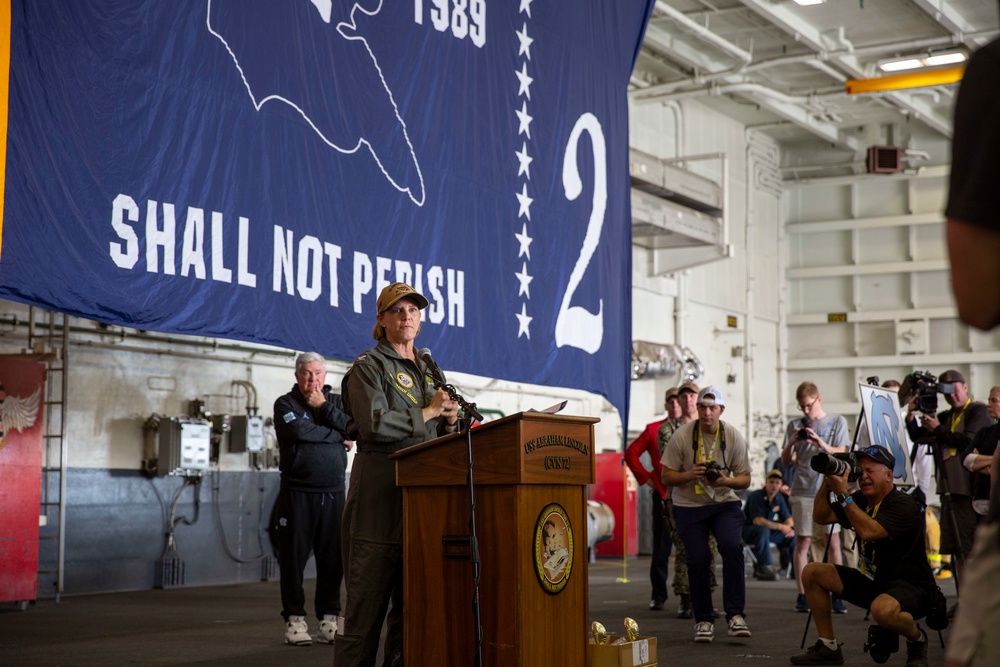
[879,50,967,72]
[925,52,968,67]
[880,59,924,72]
[793,0,825,5]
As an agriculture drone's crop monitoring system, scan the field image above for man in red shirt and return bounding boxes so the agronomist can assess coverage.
[625,387,678,610]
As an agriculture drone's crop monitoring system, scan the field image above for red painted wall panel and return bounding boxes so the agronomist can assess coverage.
[590,452,638,557]
[0,359,46,604]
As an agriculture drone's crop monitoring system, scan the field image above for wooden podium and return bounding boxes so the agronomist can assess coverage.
[391,411,598,666]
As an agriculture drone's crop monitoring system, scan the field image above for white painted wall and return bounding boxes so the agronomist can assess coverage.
[627,99,784,481]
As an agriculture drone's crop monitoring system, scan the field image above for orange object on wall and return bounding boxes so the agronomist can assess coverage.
[590,452,638,557]
[0,359,46,605]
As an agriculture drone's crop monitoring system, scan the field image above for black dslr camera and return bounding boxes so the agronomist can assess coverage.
[797,416,812,440]
[703,460,724,483]
[864,624,898,664]
[810,451,861,483]
[900,370,941,415]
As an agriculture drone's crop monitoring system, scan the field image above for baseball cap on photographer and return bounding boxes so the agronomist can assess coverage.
[856,445,895,471]
[697,386,725,407]
[938,369,964,394]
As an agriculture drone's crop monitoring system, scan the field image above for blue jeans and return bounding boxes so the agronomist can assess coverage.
[673,501,746,623]
[742,524,794,568]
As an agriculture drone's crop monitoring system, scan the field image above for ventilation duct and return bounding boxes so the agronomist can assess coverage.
[866,145,902,174]
[631,341,704,384]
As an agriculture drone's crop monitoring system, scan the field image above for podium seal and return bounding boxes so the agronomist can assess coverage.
[533,503,574,594]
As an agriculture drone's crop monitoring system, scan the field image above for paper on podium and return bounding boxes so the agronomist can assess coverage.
[528,400,567,415]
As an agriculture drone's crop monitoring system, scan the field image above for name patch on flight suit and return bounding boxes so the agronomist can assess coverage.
[394,371,420,404]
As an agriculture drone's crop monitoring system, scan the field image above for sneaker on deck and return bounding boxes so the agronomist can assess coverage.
[678,594,693,619]
[905,627,928,667]
[790,639,844,665]
[284,616,312,646]
[317,615,337,644]
[649,599,665,611]
[694,621,714,643]
[831,597,848,614]
[795,593,810,613]
[727,614,751,637]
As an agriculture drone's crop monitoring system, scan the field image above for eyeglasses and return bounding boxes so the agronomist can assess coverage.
[797,399,817,411]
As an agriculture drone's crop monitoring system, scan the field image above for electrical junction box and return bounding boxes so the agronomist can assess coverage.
[229,415,265,453]
[158,418,211,476]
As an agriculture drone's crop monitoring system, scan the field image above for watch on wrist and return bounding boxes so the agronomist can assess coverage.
[834,493,849,506]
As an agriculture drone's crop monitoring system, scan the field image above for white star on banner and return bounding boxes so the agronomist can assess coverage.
[515,141,533,179]
[515,262,533,298]
[515,101,533,139]
[516,23,534,60]
[515,182,533,220]
[515,222,533,260]
[519,0,532,19]
[516,302,533,339]
[515,62,533,100]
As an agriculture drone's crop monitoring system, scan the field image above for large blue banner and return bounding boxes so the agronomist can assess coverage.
[0,0,651,424]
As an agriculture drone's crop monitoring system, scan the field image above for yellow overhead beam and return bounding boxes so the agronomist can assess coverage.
[846,66,965,94]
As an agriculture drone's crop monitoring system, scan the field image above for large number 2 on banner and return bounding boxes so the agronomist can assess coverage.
[555,113,606,354]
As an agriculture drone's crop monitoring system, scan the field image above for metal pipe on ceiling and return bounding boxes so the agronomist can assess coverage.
[633,28,998,104]
[653,0,753,65]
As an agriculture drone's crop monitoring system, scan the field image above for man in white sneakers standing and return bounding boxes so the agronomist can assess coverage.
[661,386,753,643]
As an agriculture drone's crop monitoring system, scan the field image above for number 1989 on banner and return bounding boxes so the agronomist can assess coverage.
[414,0,486,48]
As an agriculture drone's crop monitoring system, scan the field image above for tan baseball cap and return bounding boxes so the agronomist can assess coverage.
[678,382,700,395]
[665,387,680,401]
[372,283,428,340]
[377,282,428,313]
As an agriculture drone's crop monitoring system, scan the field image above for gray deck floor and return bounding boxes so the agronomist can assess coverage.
[0,558,957,666]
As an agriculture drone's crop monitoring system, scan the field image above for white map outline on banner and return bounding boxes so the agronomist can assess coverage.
[205,0,426,206]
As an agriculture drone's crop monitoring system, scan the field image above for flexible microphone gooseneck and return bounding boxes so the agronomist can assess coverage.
[416,348,484,423]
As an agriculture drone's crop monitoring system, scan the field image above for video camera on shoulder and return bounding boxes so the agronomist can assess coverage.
[810,451,861,482]
[899,370,949,415]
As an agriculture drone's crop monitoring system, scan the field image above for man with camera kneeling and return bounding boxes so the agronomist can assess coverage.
[790,446,937,667]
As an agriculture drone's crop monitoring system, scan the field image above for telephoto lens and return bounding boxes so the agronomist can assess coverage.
[809,452,849,477]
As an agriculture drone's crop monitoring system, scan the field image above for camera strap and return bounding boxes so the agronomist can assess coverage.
[692,420,728,469]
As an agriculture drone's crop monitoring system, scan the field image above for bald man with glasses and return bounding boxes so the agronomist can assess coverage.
[781,382,850,614]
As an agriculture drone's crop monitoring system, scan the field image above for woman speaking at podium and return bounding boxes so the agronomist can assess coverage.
[335,282,459,666]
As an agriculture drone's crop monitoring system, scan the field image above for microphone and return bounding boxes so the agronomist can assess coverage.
[417,348,447,385]
[417,348,484,423]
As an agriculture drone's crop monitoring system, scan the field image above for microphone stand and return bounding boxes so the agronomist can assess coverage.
[429,375,484,667]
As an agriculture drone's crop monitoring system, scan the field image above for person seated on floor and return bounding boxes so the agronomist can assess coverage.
[743,469,795,581]
[790,446,935,667]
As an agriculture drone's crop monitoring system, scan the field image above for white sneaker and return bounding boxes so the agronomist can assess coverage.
[727,614,751,638]
[317,615,337,644]
[694,621,714,643]
[284,616,312,646]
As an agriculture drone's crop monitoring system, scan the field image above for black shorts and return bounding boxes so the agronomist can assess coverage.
[835,565,932,619]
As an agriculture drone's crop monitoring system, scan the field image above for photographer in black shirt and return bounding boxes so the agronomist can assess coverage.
[905,370,991,586]
[790,446,936,666]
